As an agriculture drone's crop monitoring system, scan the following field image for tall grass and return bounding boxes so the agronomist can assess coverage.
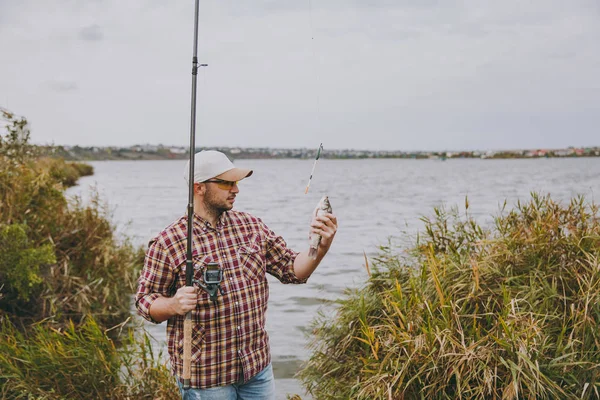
[37,156,94,187]
[0,316,178,399]
[298,194,600,399]
[40,194,144,327]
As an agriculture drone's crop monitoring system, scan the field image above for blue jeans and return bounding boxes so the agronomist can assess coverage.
[178,364,275,400]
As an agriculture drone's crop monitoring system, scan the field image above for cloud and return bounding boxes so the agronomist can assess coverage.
[47,81,79,92]
[79,24,103,41]
[0,0,598,149]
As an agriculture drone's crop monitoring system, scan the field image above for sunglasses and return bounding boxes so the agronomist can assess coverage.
[203,179,238,190]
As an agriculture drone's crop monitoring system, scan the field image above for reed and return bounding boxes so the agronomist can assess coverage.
[37,156,94,188]
[0,316,178,399]
[298,194,600,399]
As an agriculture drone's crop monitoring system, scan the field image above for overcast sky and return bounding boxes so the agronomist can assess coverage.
[1,0,599,151]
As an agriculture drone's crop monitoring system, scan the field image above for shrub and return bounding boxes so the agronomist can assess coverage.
[0,110,168,399]
[0,108,35,163]
[0,224,55,311]
[298,194,600,399]
[0,110,141,328]
[0,154,67,240]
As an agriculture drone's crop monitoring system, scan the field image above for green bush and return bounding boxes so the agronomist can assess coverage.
[299,194,600,399]
[0,108,35,163]
[0,224,55,308]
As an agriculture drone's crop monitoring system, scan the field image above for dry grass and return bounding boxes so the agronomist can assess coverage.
[0,316,178,399]
[298,194,600,399]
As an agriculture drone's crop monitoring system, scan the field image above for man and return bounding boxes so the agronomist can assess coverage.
[135,150,338,399]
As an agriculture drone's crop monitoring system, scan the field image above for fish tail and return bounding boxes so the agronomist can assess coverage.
[308,246,318,259]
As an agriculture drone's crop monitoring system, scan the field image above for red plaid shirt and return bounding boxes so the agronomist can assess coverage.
[135,210,306,389]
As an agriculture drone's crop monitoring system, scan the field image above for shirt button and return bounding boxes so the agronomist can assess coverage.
[230,277,233,281]
[237,326,241,330]
[235,302,239,306]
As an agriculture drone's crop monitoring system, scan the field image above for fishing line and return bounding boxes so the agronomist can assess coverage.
[307,0,323,125]
[305,0,325,194]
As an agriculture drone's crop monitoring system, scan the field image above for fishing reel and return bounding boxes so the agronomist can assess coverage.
[194,262,224,304]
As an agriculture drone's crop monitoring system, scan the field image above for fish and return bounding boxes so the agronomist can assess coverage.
[308,196,332,259]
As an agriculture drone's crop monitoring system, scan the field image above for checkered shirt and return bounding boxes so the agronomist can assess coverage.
[135,210,306,389]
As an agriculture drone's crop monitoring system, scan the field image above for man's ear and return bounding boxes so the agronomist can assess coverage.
[193,183,205,195]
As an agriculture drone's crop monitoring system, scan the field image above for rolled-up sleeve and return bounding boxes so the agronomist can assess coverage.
[261,221,307,284]
[135,237,175,323]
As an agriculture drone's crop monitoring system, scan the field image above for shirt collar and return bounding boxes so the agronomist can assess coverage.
[192,211,229,230]
[217,212,229,228]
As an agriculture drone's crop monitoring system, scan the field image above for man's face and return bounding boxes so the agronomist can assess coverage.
[201,180,239,213]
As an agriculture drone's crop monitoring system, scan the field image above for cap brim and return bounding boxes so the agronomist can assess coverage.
[215,168,253,182]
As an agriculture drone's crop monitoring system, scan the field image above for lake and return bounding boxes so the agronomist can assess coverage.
[66,157,600,398]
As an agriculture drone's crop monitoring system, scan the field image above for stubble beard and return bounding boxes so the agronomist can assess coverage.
[203,188,232,217]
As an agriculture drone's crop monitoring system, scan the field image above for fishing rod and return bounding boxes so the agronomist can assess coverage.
[305,142,323,194]
[304,1,325,196]
[183,0,205,389]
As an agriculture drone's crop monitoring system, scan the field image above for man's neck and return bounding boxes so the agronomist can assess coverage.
[193,205,221,227]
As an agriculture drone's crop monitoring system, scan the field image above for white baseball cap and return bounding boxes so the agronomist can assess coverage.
[184,150,253,185]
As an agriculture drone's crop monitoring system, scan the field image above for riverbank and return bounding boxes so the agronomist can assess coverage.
[40,143,600,161]
[4,110,599,398]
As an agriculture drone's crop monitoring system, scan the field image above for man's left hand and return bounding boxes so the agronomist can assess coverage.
[311,212,338,251]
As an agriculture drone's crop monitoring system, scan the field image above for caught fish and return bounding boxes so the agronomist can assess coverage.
[308,196,332,259]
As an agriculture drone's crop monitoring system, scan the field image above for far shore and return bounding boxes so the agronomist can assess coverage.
[40,144,600,162]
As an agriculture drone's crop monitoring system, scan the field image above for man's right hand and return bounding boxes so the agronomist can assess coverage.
[147,286,199,323]
[172,286,199,315]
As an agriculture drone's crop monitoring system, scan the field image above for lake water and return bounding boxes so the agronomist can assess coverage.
[66,157,600,398]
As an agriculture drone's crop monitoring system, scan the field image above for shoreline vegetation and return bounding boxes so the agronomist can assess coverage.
[40,144,600,162]
[2,109,599,399]
[298,196,600,399]
[1,109,179,399]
